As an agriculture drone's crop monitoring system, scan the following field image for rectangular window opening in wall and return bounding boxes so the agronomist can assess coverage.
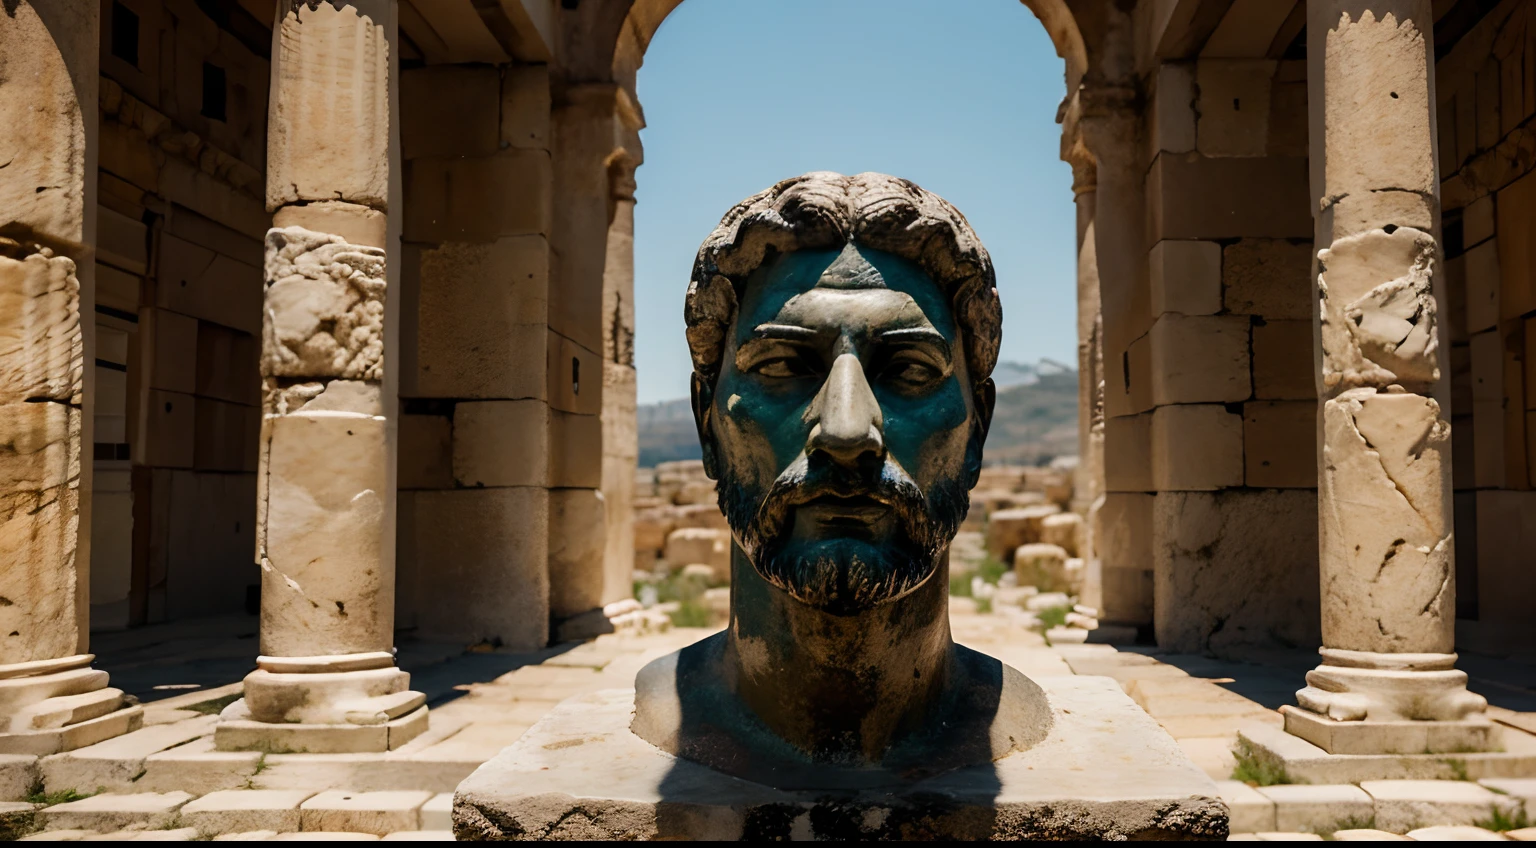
[202,62,227,122]
[111,1,140,67]
[573,357,581,395]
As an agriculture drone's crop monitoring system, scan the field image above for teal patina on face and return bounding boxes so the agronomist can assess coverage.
[632,172,1049,783]
[708,244,981,613]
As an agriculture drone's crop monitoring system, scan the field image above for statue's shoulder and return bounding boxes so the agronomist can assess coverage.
[631,631,728,751]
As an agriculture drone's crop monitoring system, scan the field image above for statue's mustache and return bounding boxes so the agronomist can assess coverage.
[747,455,932,550]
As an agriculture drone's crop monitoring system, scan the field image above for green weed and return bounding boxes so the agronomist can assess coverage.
[1475,804,1530,833]
[186,692,242,716]
[1230,738,1292,787]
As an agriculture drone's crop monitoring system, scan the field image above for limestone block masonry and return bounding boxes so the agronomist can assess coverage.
[214,0,425,755]
[1287,0,1493,756]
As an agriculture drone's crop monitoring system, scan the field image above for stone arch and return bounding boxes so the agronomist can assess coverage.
[609,0,1089,97]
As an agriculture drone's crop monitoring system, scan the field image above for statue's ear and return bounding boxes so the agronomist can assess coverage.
[691,371,720,479]
[974,377,996,439]
[965,377,996,489]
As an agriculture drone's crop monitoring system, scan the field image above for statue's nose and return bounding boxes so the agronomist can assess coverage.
[807,353,884,466]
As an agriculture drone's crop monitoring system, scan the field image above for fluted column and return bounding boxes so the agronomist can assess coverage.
[1283,0,1491,754]
[0,0,145,756]
[215,0,426,754]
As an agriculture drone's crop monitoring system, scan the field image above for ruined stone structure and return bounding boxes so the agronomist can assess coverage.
[3,0,1535,767]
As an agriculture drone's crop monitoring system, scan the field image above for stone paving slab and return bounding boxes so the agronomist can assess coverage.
[1215,780,1275,833]
[380,832,454,841]
[419,793,451,831]
[1329,828,1414,840]
[1254,784,1374,834]
[1509,828,1536,841]
[1362,779,1517,833]
[40,717,217,794]
[1406,824,1510,840]
[180,789,315,835]
[271,833,379,841]
[38,792,193,832]
[299,791,433,836]
[137,737,262,794]
[1,754,41,801]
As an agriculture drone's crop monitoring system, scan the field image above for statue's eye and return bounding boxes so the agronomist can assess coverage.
[753,357,811,379]
[884,360,940,387]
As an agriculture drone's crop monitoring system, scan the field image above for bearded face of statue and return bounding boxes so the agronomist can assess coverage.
[697,243,990,616]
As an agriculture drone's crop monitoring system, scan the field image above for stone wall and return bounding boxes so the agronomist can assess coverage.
[394,62,556,651]
[89,0,269,629]
[1437,0,1536,655]
[1113,57,1322,654]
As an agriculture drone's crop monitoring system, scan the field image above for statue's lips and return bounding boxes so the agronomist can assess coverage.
[792,493,892,525]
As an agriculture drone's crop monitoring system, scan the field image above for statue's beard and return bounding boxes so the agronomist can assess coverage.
[717,453,969,615]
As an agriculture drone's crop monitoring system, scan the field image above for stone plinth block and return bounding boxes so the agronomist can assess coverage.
[215,706,426,755]
[453,678,1227,841]
[1282,706,1500,755]
[1237,723,1536,784]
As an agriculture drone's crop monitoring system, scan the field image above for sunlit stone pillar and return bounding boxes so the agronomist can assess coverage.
[1284,0,1492,754]
[216,0,426,754]
[600,156,639,607]
[0,0,145,756]
[1064,124,1105,613]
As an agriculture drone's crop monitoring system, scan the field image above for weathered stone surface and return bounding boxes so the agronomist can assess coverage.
[408,488,549,651]
[1149,240,1221,316]
[1014,543,1072,592]
[1318,228,1440,395]
[0,249,83,665]
[453,679,1226,841]
[662,527,730,579]
[300,790,434,836]
[38,791,193,832]
[181,790,315,836]
[1150,404,1244,491]
[258,412,391,657]
[267,3,390,210]
[1224,239,1313,320]
[262,228,385,382]
[548,488,606,621]
[1149,314,1251,404]
[1318,390,1451,655]
[1361,779,1517,833]
[1196,60,1275,158]
[1153,490,1320,654]
[1243,401,1318,488]
[1253,784,1371,835]
[985,505,1061,562]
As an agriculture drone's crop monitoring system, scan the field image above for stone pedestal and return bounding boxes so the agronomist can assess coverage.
[0,656,141,756]
[215,0,423,754]
[452,677,1227,841]
[1289,0,1491,758]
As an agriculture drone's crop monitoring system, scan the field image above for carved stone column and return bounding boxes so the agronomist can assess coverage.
[1284,0,1492,754]
[215,0,426,754]
[600,155,639,606]
[1080,85,1153,631]
[1062,109,1105,613]
[0,0,145,755]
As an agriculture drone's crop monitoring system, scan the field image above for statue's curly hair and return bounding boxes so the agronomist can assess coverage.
[683,171,1002,389]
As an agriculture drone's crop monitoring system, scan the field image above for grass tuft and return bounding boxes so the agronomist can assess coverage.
[1035,604,1070,631]
[186,692,242,716]
[1475,804,1530,833]
[1230,738,1292,787]
[24,787,91,807]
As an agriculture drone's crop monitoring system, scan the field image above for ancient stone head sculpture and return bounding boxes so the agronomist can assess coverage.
[633,173,1048,785]
[683,171,1002,615]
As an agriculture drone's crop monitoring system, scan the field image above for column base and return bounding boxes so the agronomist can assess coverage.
[214,652,428,754]
[1287,649,1495,755]
[1283,707,1501,755]
[0,655,143,756]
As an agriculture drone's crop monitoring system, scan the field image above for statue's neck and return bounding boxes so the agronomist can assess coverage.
[723,544,955,764]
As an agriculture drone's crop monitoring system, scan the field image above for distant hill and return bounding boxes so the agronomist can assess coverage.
[637,360,1079,468]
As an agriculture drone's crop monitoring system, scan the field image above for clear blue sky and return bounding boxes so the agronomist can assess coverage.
[632,0,1077,404]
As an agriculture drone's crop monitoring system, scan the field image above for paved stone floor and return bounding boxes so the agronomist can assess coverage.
[6,611,1536,840]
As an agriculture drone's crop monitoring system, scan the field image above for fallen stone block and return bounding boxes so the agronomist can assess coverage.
[1254,784,1373,835]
